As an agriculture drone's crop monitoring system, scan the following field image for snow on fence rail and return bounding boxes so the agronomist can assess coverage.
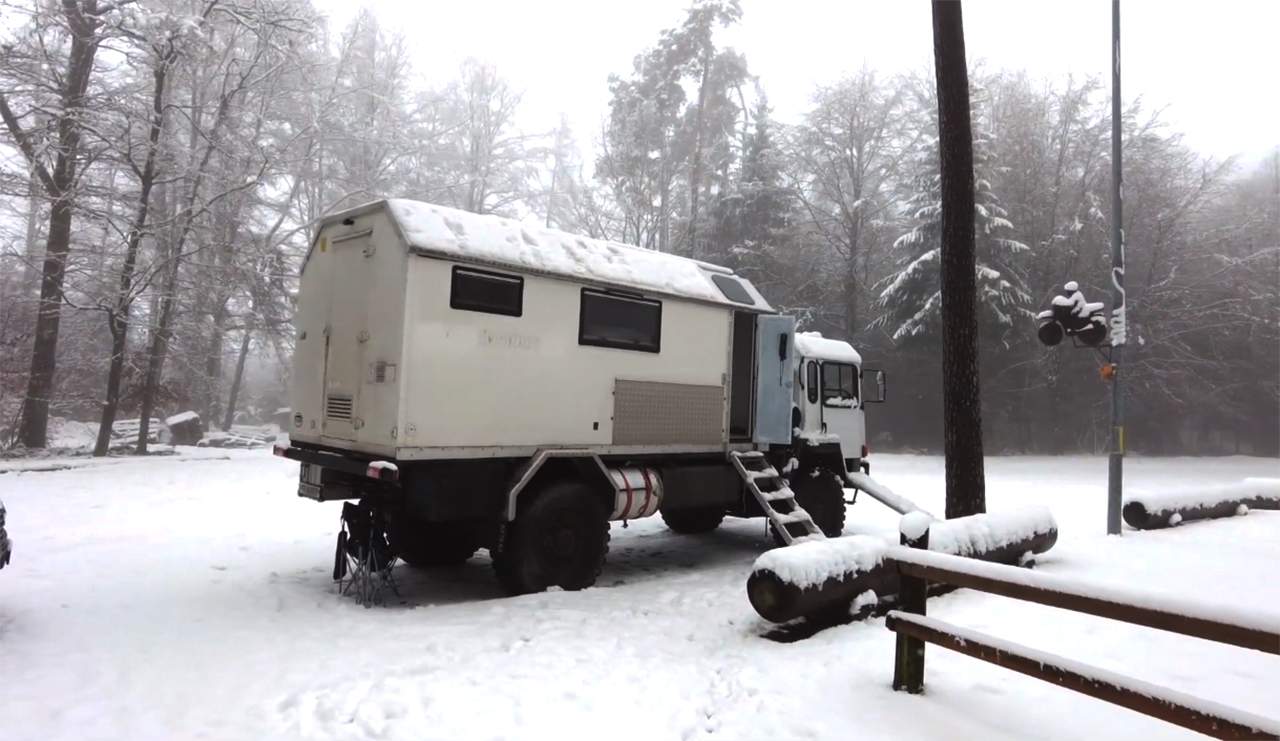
[886,612,1280,740]
[1123,478,1280,530]
[887,523,1280,740]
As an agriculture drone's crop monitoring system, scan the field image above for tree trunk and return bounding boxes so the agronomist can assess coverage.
[18,197,76,448]
[203,303,227,423]
[93,317,128,456]
[94,51,171,457]
[687,45,713,257]
[22,172,43,290]
[135,264,179,455]
[136,57,246,453]
[223,328,252,431]
[844,224,859,336]
[3,0,103,448]
[931,0,986,518]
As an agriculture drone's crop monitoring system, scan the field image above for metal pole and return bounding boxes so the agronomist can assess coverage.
[1107,0,1126,535]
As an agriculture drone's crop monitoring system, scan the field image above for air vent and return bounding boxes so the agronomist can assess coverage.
[325,394,353,421]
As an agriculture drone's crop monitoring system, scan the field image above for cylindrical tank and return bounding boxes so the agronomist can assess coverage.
[608,466,663,521]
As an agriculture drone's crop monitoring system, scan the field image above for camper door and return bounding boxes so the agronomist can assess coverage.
[753,314,796,445]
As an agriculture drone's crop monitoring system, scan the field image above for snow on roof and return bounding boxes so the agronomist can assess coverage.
[165,411,200,426]
[794,332,862,365]
[371,199,768,309]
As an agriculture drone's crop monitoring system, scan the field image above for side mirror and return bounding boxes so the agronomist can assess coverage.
[778,333,789,361]
[862,368,887,404]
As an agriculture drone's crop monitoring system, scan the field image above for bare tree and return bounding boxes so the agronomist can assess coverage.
[791,68,908,338]
[0,0,109,448]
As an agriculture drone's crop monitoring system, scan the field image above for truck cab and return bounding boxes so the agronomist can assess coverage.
[793,332,884,473]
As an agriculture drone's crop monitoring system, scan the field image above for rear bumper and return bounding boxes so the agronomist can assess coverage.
[274,443,401,502]
[273,443,399,483]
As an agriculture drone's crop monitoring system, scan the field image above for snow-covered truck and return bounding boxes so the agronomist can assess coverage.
[274,199,885,594]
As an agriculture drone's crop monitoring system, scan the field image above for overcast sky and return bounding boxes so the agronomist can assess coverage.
[315,0,1279,165]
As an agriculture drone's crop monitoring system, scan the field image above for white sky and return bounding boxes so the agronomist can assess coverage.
[314,0,1279,166]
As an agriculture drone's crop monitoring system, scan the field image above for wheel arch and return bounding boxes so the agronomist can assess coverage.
[504,449,615,521]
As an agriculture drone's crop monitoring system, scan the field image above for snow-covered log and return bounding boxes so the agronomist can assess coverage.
[748,536,894,623]
[747,508,1058,624]
[1122,478,1280,530]
[926,506,1058,562]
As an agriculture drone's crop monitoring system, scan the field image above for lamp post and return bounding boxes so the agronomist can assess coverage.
[1107,0,1127,536]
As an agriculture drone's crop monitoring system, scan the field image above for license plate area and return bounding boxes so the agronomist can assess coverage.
[298,462,324,500]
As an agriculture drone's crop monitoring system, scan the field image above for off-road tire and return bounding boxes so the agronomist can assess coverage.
[792,467,846,537]
[772,467,846,545]
[386,514,479,567]
[492,481,610,595]
[660,506,726,534]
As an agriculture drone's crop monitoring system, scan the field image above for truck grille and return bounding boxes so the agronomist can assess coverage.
[325,394,353,421]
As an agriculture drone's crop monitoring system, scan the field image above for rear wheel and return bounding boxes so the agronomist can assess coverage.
[386,514,479,567]
[492,481,610,595]
[660,506,725,534]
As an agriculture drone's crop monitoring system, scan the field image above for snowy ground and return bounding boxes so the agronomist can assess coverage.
[1,451,1277,740]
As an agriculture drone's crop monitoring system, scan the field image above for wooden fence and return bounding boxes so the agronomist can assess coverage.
[886,528,1280,740]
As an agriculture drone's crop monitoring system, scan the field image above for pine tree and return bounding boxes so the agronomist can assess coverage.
[874,86,1031,346]
[708,97,792,269]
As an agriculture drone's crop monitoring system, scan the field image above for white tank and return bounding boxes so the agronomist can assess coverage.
[607,467,663,520]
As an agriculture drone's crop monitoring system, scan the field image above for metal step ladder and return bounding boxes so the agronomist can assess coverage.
[730,451,825,545]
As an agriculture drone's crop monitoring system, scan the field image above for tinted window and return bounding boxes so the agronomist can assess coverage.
[712,274,754,305]
[806,361,819,404]
[451,266,523,317]
[821,362,858,407]
[579,289,661,353]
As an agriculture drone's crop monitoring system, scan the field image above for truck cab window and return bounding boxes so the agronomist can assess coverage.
[579,289,662,353]
[821,362,858,407]
[450,266,523,316]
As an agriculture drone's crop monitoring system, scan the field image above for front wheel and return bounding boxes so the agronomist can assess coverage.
[774,467,846,544]
[492,481,610,595]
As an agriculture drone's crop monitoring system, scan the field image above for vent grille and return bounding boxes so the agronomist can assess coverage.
[325,394,353,421]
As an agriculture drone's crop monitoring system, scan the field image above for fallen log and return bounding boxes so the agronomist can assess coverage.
[1122,478,1280,530]
[748,507,1058,625]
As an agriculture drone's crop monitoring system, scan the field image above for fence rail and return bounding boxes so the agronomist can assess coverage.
[887,528,1280,740]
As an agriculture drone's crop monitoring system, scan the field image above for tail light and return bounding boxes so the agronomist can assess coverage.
[862,444,870,459]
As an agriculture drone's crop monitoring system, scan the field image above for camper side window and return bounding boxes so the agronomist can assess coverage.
[450,266,523,317]
[579,289,662,353]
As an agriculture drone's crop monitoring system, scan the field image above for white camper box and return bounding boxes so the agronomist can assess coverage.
[279,200,879,595]
[289,199,781,459]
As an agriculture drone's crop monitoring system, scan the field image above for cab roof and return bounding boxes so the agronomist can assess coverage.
[795,332,862,365]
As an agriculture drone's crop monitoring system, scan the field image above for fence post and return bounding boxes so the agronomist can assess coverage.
[894,523,929,693]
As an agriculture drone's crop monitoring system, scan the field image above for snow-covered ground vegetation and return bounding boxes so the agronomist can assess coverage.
[1,451,1276,740]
